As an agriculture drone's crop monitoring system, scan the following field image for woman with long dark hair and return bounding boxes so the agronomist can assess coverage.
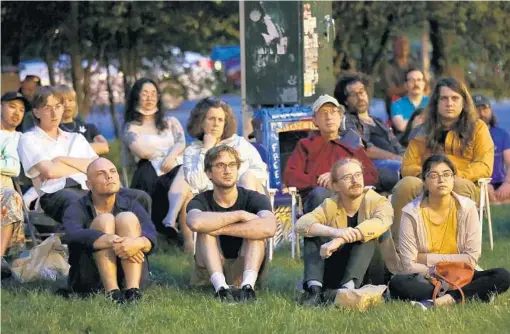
[389,154,510,309]
[123,78,193,252]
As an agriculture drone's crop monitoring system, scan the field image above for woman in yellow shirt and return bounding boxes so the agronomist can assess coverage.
[389,154,510,310]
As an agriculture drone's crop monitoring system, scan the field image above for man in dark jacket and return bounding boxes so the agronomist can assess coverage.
[62,158,157,304]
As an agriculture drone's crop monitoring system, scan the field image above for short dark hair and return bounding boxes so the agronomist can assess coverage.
[421,154,457,181]
[333,74,368,108]
[187,97,237,141]
[204,145,241,172]
[405,68,425,81]
[23,75,42,86]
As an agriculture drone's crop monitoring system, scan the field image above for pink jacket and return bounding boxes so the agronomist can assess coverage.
[399,192,481,273]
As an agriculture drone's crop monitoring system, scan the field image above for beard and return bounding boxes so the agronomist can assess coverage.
[346,184,363,199]
[212,179,237,190]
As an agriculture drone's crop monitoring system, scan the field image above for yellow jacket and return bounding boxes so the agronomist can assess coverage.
[296,188,393,242]
[402,120,494,182]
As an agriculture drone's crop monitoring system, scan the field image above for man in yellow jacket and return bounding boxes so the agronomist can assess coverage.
[391,77,494,246]
[296,158,400,306]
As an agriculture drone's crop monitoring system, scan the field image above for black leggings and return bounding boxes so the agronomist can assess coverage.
[389,268,510,303]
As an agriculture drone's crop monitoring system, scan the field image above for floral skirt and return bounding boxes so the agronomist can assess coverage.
[1,189,25,255]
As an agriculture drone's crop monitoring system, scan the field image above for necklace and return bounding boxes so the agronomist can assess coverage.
[60,121,77,132]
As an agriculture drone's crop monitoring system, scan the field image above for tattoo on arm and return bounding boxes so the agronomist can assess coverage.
[124,131,138,146]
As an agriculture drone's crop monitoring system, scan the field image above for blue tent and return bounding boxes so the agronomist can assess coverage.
[210,46,240,62]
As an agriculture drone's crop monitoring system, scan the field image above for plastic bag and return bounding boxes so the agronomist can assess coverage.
[334,284,387,311]
[11,234,69,283]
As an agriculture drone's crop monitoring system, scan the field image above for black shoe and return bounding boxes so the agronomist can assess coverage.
[124,288,142,303]
[215,287,236,303]
[239,284,257,303]
[106,289,126,304]
[301,285,323,307]
[1,257,12,280]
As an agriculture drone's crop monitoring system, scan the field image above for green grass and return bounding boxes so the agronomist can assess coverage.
[2,206,510,333]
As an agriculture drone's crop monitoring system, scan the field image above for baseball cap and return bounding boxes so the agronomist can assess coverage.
[472,94,490,108]
[1,92,30,110]
[312,94,343,115]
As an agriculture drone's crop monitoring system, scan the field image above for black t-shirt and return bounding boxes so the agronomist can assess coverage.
[347,213,358,228]
[60,118,101,143]
[187,187,273,258]
[439,130,449,146]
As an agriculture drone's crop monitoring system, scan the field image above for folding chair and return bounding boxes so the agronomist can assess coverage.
[12,178,40,246]
[289,187,302,260]
[477,178,494,250]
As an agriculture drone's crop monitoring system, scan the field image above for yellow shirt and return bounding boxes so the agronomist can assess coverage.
[421,202,458,254]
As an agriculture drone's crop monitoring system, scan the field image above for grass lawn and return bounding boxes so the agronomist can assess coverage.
[2,206,510,334]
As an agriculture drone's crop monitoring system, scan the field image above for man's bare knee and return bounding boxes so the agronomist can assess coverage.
[115,212,141,236]
[90,213,115,233]
[240,239,266,256]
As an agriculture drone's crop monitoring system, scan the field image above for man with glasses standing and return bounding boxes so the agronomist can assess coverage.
[335,75,405,177]
[295,158,398,306]
[186,145,276,303]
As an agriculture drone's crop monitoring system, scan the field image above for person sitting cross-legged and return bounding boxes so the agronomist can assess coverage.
[389,154,510,310]
[62,158,157,304]
[296,158,400,307]
[391,77,494,247]
[186,145,276,303]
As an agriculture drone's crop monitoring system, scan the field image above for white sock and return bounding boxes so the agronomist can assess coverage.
[241,270,258,288]
[210,272,228,292]
[307,280,323,289]
[341,280,355,290]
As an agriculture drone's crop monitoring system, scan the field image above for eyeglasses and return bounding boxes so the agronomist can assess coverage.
[42,104,63,113]
[141,92,158,100]
[315,108,343,118]
[426,171,454,180]
[213,162,238,170]
[339,172,363,182]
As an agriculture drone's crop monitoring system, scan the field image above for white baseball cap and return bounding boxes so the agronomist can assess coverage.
[312,94,343,115]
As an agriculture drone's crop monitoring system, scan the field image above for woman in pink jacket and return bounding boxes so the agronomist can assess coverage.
[389,154,510,310]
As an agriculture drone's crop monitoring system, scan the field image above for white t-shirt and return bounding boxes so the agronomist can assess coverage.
[17,126,98,195]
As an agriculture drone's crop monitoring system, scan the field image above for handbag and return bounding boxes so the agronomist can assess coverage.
[425,262,475,303]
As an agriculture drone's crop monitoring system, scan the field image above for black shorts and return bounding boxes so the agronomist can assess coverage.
[40,180,86,223]
[67,245,150,294]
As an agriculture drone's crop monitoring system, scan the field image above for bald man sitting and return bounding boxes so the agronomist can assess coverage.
[62,158,157,304]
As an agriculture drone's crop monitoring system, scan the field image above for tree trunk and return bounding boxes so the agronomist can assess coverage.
[429,17,445,77]
[106,55,122,140]
[68,2,84,113]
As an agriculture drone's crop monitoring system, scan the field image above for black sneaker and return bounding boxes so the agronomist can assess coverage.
[1,257,12,280]
[215,287,236,303]
[124,288,142,303]
[239,284,257,303]
[300,285,323,307]
[106,289,126,304]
